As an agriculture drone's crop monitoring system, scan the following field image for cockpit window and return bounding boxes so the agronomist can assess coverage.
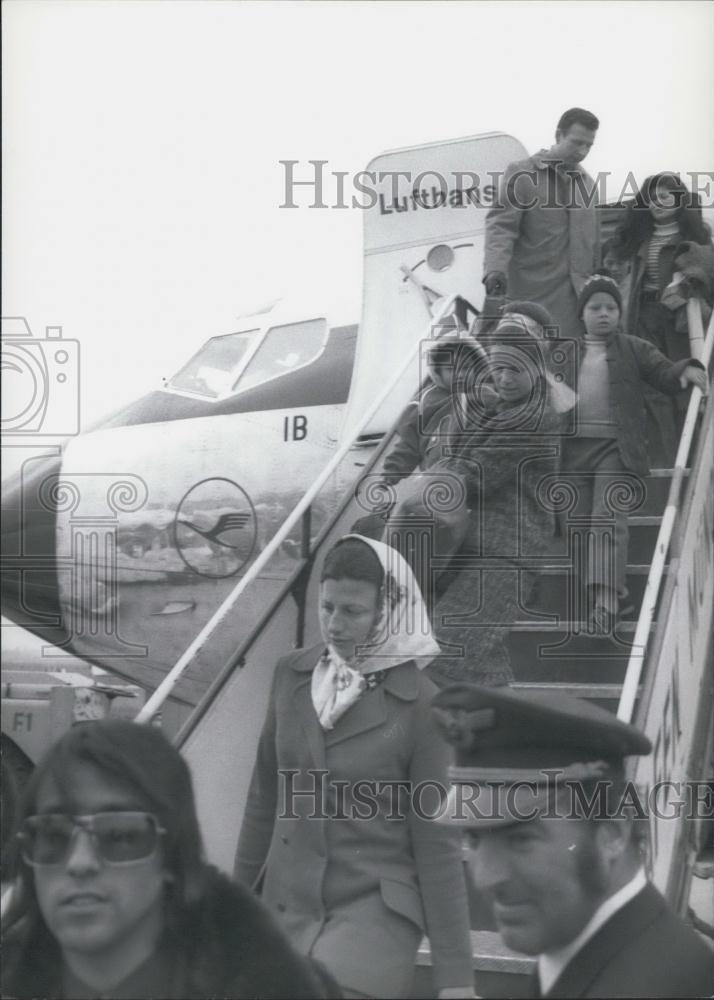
[166,319,327,400]
[167,331,259,398]
[233,319,326,393]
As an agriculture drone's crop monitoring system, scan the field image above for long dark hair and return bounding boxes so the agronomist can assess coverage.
[2,720,206,993]
[614,172,711,257]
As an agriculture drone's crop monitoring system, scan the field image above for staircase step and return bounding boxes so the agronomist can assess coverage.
[547,522,659,563]
[507,621,646,684]
[636,467,688,514]
[511,657,630,684]
[415,930,535,1000]
[527,566,662,618]
[534,563,662,575]
[624,475,673,515]
[508,619,639,633]
[510,681,624,698]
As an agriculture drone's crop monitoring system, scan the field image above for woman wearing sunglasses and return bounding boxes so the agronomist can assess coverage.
[1,720,339,999]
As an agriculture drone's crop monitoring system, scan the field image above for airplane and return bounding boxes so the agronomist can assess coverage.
[2,129,626,729]
[3,130,712,973]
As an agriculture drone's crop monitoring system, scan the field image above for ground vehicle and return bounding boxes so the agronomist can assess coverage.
[1,639,144,840]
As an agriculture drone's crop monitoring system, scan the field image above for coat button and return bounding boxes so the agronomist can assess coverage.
[277,903,286,912]
[281,835,289,844]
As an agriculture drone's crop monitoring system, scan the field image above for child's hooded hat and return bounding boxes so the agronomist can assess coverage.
[577,272,623,317]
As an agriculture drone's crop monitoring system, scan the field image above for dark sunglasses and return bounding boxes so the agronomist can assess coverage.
[19,812,166,867]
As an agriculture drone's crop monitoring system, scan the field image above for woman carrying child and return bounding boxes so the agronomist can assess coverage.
[424,317,567,686]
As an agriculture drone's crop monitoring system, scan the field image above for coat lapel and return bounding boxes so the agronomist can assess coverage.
[289,654,419,752]
[288,645,327,771]
[324,684,388,749]
[545,885,665,998]
[324,661,418,749]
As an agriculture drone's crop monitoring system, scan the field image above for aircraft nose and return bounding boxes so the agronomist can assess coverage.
[1,452,71,647]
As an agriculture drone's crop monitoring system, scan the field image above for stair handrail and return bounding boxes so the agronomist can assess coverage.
[618,298,714,722]
[135,296,461,723]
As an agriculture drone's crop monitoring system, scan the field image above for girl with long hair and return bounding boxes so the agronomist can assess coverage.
[613,172,712,464]
[2,720,338,999]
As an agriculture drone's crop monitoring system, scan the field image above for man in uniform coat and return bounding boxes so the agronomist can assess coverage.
[432,683,714,998]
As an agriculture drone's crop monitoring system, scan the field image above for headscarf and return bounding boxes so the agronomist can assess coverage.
[311,534,441,730]
[492,316,577,416]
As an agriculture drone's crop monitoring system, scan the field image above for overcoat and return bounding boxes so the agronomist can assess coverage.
[625,236,714,343]
[234,644,474,996]
[442,400,562,560]
[380,381,452,485]
[484,152,600,338]
[424,397,562,685]
[537,883,714,998]
[556,332,702,477]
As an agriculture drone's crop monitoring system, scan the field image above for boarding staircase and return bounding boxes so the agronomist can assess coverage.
[140,299,713,997]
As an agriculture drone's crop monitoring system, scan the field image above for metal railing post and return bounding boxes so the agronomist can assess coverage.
[618,299,713,721]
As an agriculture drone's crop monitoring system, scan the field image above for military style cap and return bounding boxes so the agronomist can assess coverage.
[431,683,652,828]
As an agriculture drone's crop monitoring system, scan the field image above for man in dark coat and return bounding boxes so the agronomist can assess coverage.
[431,684,714,998]
[483,107,601,338]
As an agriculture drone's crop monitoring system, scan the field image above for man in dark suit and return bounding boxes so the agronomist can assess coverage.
[431,684,714,998]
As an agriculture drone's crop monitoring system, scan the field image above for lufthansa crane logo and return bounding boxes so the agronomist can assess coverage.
[173,477,257,578]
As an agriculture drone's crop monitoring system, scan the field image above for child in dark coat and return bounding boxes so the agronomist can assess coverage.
[352,334,487,545]
[562,274,707,632]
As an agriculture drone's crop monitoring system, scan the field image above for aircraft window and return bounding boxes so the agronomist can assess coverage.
[233,319,327,394]
[167,331,259,398]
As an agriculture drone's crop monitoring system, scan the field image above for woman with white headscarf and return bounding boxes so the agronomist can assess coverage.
[235,535,474,999]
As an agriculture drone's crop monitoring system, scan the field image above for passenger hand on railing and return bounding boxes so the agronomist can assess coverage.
[680,365,709,395]
[483,271,507,296]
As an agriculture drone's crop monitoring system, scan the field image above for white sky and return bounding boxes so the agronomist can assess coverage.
[3,0,714,429]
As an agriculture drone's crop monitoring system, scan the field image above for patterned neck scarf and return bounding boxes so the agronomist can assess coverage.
[311,534,441,730]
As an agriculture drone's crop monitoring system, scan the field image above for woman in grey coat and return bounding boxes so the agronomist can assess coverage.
[235,535,474,999]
